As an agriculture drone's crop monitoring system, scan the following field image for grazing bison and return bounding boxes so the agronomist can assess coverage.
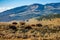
[31,24,35,26]
[25,26,32,30]
[22,26,32,33]
[9,26,17,32]
[12,22,17,25]
[36,23,42,27]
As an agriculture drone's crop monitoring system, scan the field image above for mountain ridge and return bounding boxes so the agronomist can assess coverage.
[0,3,60,22]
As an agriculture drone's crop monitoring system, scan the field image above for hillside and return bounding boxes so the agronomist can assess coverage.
[36,14,60,20]
[0,3,60,22]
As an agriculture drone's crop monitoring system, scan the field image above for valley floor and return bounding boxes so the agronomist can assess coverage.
[0,18,60,40]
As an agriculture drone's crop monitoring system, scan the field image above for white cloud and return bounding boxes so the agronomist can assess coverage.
[0,7,11,13]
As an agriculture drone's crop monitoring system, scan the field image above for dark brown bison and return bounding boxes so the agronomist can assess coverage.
[36,23,42,27]
[12,22,17,25]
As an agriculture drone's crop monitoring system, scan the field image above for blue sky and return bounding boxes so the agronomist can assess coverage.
[0,0,60,12]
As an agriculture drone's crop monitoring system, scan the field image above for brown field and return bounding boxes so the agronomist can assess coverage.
[0,18,60,40]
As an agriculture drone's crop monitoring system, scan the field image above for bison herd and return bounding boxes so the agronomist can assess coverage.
[0,21,60,40]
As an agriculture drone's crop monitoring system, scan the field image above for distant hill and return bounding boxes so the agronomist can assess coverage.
[36,14,60,20]
[0,3,60,22]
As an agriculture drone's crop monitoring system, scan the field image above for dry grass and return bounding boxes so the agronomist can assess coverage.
[0,18,60,40]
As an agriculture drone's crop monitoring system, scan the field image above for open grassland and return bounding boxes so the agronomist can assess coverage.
[0,18,60,40]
